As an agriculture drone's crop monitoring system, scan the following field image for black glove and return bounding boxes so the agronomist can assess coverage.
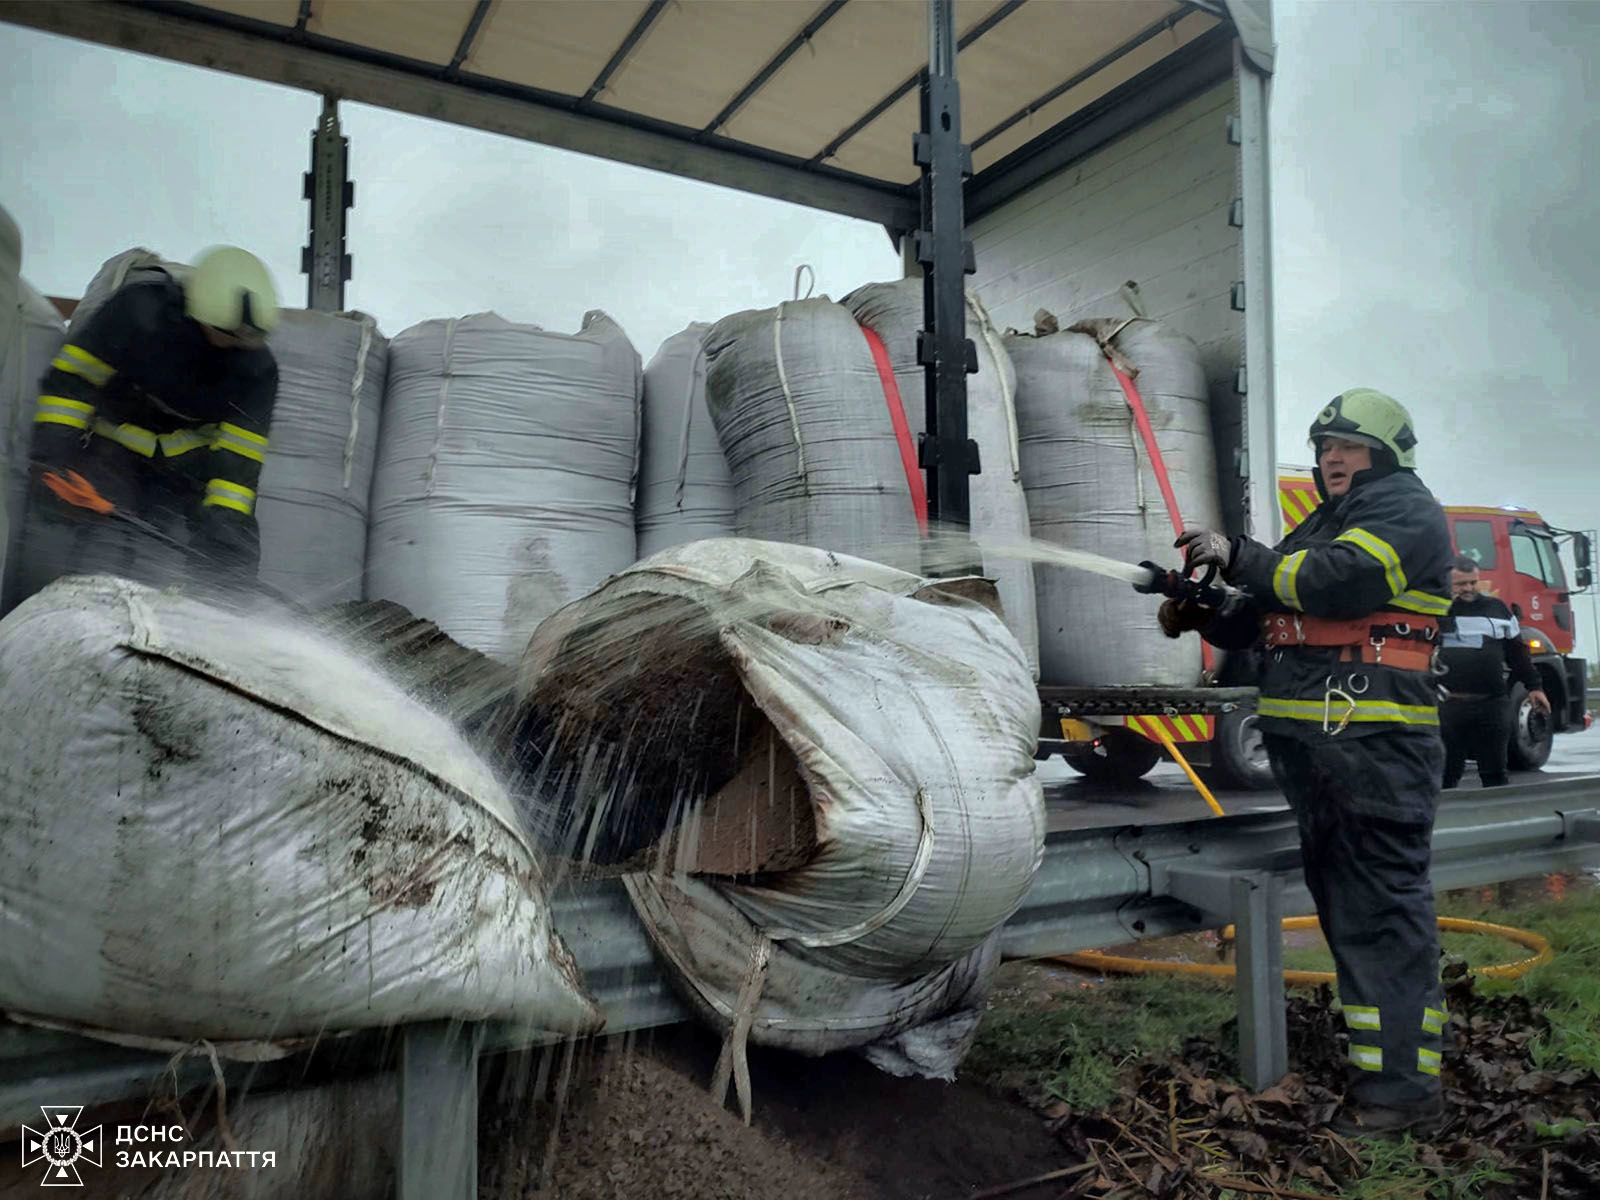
[1158,597,1214,639]
[1174,527,1234,576]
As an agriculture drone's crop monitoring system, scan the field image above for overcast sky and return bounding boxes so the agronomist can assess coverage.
[3,1,1597,653]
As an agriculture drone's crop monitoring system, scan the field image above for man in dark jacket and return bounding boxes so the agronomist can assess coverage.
[1155,388,1453,1137]
[20,246,279,599]
[1439,555,1550,788]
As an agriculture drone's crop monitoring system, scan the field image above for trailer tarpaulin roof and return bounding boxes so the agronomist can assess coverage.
[0,0,1268,226]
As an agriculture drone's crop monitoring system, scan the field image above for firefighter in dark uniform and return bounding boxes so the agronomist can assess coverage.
[21,246,279,597]
[1155,389,1453,1136]
[1439,555,1551,788]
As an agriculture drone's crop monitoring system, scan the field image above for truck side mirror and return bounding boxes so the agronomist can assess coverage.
[1575,533,1594,590]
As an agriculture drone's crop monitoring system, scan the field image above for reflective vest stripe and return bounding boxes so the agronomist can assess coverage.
[202,478,256,516]
[1274,550,1307,610]
[92,418,158,457]
[34,395,96,430]
[1344,1005,1381,1031]
[213,422,268,464]
[1257,696,1439,726]
[51,344,115,387]
[1349,1044,1383,1071]
[1336,527,1409,596]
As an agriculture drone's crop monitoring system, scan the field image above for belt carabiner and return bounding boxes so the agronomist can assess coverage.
[1323,685,1356,735]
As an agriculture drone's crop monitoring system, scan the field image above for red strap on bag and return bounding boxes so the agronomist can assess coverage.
[1108,356,1214,672]
[859,325,929,535]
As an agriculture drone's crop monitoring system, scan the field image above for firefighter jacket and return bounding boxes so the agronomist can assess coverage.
[31,275,277,577]
[1200,468,1453,740]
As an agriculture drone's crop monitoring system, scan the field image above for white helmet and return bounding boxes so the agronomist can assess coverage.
[185,246,279,340]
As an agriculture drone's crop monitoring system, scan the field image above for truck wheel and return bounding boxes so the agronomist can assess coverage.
[1206,708,1276,791]
[1507,682,1554,771]
[1063,729,1162,786]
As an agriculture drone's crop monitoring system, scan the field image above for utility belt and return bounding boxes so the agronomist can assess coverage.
[1261,611,1440,673]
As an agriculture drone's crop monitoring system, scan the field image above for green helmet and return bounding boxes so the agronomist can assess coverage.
[1308,388,1418,469]
[184,246,279,340]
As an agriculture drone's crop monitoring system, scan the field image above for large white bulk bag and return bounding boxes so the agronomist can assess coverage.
[256,309,388,604]
[2,281,67,613]
[67,246,189,335]
[0,576,602,1050]
[520,539,1043,1079]
[365,311,641,662]
[636,323,735,558]
[1007,316,1222,686]
[842,280,1039,676]
[703,300,923,573]
[0,207,22,611]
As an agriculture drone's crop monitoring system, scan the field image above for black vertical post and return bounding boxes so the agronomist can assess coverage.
[302,95,353,312]
[915,0,979,574]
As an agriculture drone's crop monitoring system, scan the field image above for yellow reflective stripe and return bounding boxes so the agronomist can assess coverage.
[158,427,215,457]
[1349,1044,1383,1071]
[212,422,269,464]
[36,394,95,415]
[33,395,95,430]
[1273,550,1307,610]
[1345,1005,1382,1031]
[52,344,115,386]
[1257,697,1439,726]
[1336,527,1408,596]
[1390,590,1452,617]
[203,478,256,515]
[1422,1006,1447,1035]
[92,418,157,457]
[1418,1047,1441,1076]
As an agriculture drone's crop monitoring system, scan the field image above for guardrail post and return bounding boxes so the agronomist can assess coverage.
[1231,871,1287,1090]
[400,1020,483,1200]
[1154,863,1289,1092]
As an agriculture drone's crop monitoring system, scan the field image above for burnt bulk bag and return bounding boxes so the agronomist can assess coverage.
[365,311,641,661]
[636,322,735,558]
[1008,317,1222,687]
[842,280,1039,676]
[702,299,922,574]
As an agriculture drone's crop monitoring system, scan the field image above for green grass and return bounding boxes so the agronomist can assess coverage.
[1281,930,1520,976]
[1437,884,1600,1074]
[966,972,1236,1110]
[1331,1139,1514,1200]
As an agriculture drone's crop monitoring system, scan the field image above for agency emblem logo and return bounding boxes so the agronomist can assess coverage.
[20,1107,102,1187]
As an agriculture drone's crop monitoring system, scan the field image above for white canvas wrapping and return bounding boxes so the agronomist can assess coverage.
[1008,320,1222,687]
[0,576,601,1049]
[256,309,389,604]
[365,311,641,662]
[1,281,66,613]
[0,207,21,611]
[525,539,1043,1067]
[703,301,923,573]
[67,247,188,335]
[636,323,735,558]
[842,280,1039,676]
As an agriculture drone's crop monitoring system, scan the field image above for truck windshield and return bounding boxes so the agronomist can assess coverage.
[1453,519,1497,569]
[1510,527,1566,588]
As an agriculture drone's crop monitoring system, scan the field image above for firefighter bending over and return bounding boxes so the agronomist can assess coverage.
[22,246,279,597]
[1155,388,1453,1138]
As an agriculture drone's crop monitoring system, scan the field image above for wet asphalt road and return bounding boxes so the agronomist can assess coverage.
[1042,724,1600,833]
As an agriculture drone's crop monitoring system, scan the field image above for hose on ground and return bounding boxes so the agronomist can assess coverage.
[1052,915,1553,986]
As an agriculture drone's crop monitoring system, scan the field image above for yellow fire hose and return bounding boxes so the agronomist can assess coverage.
[1106,719,1554,983]
[1142,720,1226,818]
[1055,915,1553,985]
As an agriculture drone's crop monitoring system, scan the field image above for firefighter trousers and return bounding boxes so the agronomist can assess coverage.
[1263,729,1446,1108]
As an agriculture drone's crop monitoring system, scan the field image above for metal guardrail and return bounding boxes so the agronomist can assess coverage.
[3,777,1600,1195]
